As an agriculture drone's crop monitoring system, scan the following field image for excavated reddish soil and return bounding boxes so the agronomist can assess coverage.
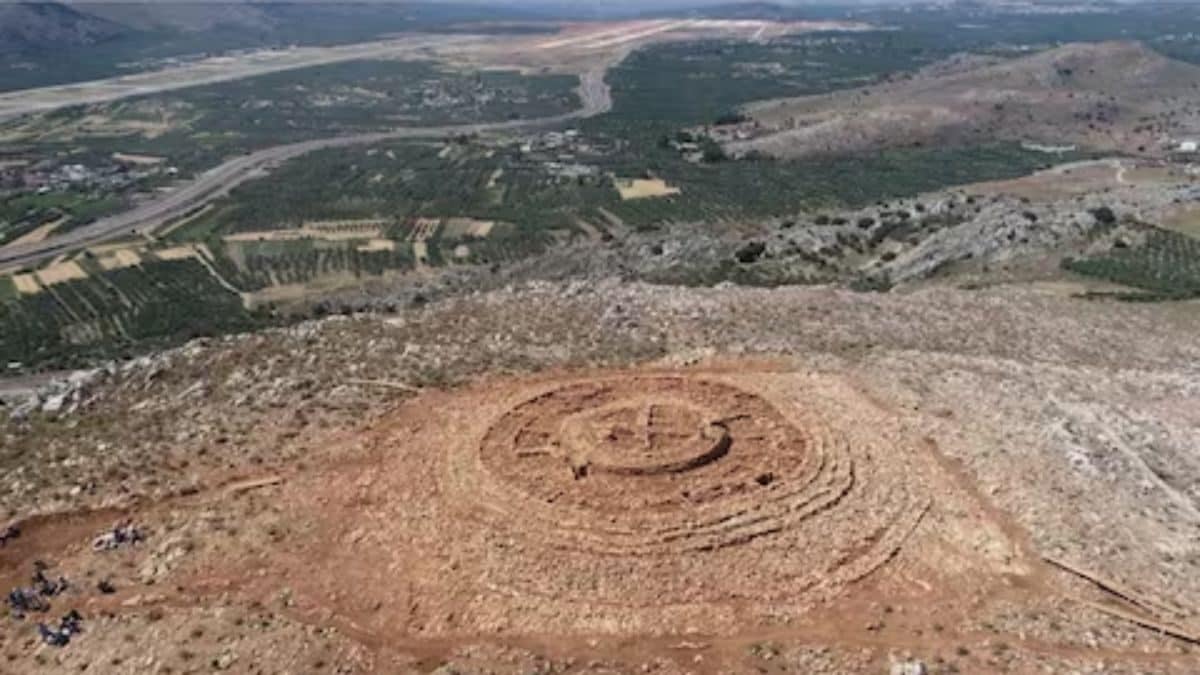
[5,359,1198,673]
[283,368,945,636]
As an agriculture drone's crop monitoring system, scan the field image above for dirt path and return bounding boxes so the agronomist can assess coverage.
[0,370,65,403]
[190,247,244,298]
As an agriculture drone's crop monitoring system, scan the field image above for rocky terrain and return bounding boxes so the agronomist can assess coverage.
[729,42,1200,160]
[274,157,1197,319]
[2,274,1199,674]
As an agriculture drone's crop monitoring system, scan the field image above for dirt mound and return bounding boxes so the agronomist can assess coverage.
[730,41,1200,159]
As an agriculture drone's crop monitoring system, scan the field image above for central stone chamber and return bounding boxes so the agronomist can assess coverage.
[558,399,731,478]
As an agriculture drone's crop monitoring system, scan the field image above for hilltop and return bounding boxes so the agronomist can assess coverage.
[2,279,1200,673]
[728,41,1200,159]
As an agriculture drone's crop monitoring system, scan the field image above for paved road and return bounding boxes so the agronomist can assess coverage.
[0,370,63,403]
[0,69,611,273]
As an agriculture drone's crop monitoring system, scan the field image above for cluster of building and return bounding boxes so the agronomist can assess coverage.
[0,156,175,196]
[519,128,585,155]
[419,79,529,111]
[664,124,756,163]
[516,129,616,180]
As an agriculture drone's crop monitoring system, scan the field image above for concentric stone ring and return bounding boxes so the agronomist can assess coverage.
[433,373,929,608]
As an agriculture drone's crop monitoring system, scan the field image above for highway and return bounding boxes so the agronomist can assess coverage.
[0,68,611,274]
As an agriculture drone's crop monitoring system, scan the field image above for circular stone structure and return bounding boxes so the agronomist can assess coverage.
[556,398,732,478]
[439,375,931,608]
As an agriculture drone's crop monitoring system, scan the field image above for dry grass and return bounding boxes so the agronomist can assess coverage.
[155,244,204,261]
[35,260,87,285]
[442,217,496,239]
[3,112,181,143]
[733,42,1200,160]
[967,161,1124,200]
[224,221,386,243]
[97,248,143,270]
[616,178,681,200]
[242,269,409,309]
[412,241,430,264]
[2,216,65,248]
[356,238,396,252]
[966,159,1197,202]
[112,152,167,166]
[93,243,200,271]
[11,273,41,294]
[1162,206,1200,239]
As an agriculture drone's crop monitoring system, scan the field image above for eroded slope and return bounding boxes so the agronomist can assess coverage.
[731,42,1200,159]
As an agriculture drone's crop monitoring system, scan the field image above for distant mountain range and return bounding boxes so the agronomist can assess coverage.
[64,1,279,34]
[0,1,554,56]
[0,2,125,53]
[0,1,563,91]
[0,0,835,92]
[0,0,818,56]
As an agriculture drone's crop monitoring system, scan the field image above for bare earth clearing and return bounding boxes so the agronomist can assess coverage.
[2,280,1199,673]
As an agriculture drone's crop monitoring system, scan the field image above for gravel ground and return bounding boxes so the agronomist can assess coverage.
[2,280,1199,674]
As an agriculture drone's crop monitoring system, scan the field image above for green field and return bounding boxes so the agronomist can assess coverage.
[11,6,1193,370]
[166,25,1062,236]
[0,190,129,246]
[0,275,16,302]
[600,32,951,127]
[0,258,261,370]
[178,130,1055,242]
[187,142,613,235]
[1064,228,1200,300]
[210,238,417,292]
[2,60,581,177]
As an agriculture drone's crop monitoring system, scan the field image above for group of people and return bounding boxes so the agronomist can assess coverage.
[6,561,67,618]
[5,520,142,649]
[31,560,69,597]
[37,610,83,647]
[7,561,83,647]
[6,587,49,616]
[91,521,144,552]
